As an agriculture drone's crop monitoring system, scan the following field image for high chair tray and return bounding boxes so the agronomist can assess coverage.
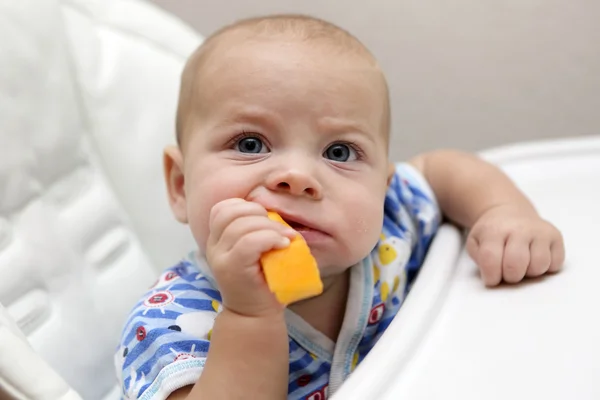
[334,136,600,400]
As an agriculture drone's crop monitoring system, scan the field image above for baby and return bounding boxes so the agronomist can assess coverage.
[116,14,565,400]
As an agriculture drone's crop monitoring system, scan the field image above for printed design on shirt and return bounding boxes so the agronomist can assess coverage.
[297,374,312,387]
[124,367,147,400]
[167,300,222,341]
[150,269,180,289]
[135,325,147,341]
[374,233,409,302]
[351,351,360,371]
[143,290,176,309]
[114,321,152,384]
[171,343,199,362]
[401,178,438,239]
[368,303,385,325]
[306,385,328,400]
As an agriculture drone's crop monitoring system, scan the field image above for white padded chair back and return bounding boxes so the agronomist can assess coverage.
[0,0,201,398]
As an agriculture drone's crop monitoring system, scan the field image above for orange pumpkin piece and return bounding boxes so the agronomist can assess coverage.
[261,211,323,305]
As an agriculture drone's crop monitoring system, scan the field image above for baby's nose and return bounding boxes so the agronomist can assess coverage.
[267,169,322,200]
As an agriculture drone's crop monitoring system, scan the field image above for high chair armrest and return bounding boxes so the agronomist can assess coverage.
[0,304,82,400]
[332,224,464,399]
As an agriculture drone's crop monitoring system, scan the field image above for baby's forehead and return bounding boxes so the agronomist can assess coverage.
[198,28,378,75]
[177,18,391,146]
[206,16,375,56]
[197,38,387,114]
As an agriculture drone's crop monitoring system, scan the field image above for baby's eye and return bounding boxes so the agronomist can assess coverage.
[324,143,357,162]
[236,136,267,154]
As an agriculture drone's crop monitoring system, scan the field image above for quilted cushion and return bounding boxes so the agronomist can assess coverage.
[0,0,201,398]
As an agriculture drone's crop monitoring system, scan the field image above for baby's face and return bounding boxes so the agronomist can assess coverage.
[178,39,390,276]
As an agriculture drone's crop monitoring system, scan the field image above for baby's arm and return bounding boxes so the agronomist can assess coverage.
[409,150,565,286]
[409,150,534,226]
[171,311,288,399]
[169,199,297,400]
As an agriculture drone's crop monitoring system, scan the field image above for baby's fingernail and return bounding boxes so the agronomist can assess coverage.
[284,229,297,237]
[279,237,291,247]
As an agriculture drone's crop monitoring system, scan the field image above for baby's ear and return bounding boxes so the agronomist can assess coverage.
[386,163,395,186]
[163,146,188,223]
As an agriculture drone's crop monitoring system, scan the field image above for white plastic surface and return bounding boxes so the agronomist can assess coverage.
[335,135,600,400]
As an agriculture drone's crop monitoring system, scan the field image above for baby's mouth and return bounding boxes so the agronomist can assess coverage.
[278,214,330,244]
[286,220,311,232]
[276,211,328,237]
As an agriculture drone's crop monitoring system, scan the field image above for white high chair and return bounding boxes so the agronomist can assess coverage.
[0,0,200,398]
[2,1,600,400]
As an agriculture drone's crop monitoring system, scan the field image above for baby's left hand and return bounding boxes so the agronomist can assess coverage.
[466,204,565,287]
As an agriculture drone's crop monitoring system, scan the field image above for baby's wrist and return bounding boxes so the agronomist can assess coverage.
[220,302,286,320]
[217,307,287,331]
[481,201,538,219]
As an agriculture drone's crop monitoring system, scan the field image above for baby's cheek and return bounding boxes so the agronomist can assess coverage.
[189,211,210,254]
[186,176,234,249]
[186,193,213,254]
[355,211,384,251]
[345,195,385,259]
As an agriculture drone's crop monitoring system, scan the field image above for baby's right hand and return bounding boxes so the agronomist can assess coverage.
[205,198,297,317]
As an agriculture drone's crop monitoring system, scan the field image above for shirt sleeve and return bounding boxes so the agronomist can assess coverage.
[383,162,442,282]
[115,260,222,400]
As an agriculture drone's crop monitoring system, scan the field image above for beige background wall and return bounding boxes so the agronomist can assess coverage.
[149,0,600,160]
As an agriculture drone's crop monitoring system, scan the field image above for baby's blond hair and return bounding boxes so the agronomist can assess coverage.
[175,14,390,146]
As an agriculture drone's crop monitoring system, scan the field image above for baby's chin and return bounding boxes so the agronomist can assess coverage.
[314,232,380,272]
[315,254,366,279]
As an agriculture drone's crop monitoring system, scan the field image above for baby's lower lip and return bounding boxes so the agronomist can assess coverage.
[296,229,329,244]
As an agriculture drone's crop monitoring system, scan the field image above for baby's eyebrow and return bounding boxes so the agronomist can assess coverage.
[317,117,376,142]
[215,105,282,130]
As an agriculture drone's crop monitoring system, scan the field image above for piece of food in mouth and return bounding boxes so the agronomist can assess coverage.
[260,211,323,305]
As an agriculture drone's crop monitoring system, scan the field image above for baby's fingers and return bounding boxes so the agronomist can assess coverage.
[208,199,266,244]
[227,229,291,267]
[549,237,566,273]
[526,239,552,278]
[470,235,504,287]
[502,235,530,283]
[218,215,296,252]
